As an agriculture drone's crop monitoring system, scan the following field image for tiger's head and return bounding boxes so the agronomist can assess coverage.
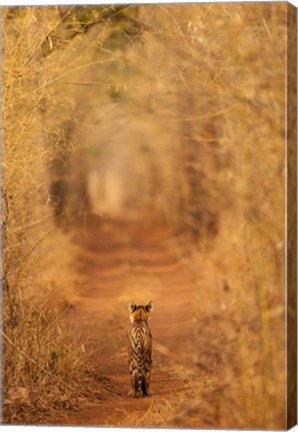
[128,301,153,323]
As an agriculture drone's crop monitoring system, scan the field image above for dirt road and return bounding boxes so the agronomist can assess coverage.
[61,220,211,428]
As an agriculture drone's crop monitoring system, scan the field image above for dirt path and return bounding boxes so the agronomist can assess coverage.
[61,220,209,428]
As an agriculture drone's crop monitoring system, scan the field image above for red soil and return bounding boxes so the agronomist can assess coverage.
[60,220,207,428]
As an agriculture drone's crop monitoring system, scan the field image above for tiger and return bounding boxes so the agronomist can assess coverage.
[128,300,153,398]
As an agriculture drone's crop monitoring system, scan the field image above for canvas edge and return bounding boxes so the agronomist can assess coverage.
[287,1,297,429]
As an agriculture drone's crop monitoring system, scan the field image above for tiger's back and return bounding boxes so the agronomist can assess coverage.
[128,301,153,398]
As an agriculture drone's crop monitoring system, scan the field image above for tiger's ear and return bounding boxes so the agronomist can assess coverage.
[145,301,153,312]
[129,301,137,312]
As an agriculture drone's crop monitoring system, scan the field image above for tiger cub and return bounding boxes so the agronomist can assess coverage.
[128,301,153,398]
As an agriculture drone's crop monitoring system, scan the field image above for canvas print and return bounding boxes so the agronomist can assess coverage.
[1,2,297,429]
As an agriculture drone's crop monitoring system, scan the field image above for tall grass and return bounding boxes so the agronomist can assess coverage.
[149,3,286,428]
[1,7,109,423]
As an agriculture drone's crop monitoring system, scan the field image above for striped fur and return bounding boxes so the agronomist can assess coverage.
[128,301,153,398]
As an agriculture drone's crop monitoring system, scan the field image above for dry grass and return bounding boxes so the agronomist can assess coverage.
[190,249,285,429]
[2,293,104,424]
[153,4,286,429]
[1,7,111,424]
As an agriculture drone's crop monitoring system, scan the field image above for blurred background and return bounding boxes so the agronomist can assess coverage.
[2,3,287,428]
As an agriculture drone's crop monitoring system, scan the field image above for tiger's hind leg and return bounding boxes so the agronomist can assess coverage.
[142,371,152,397]
[129,369,143,398]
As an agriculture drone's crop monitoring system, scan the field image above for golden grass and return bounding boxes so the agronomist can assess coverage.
[1,7,111,423]
[2,292,104,424]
